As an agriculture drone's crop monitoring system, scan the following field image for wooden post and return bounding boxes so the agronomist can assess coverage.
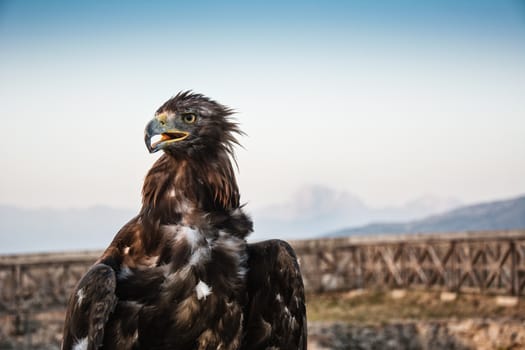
[510,241,517,296]
[358,246,364,289]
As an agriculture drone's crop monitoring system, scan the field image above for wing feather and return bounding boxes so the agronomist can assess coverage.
[243,239,307,349]
[62,263,117,350]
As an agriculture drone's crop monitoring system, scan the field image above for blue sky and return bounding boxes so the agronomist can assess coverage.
[1,0,524,211]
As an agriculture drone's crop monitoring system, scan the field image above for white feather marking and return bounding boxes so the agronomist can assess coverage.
[160,264,171,277]
[223,236,241,250]
[289,316,298,330]
[189,246,210,266]
[118,265,133,280]
[237,266,248,279]
[295,296,301,307]
[183,226,200,248]
[276,293,282,302]
[76,288,85,306]
[169,189,176,197]
[284,306,291,316]
[195,280,212,300]
[123,246,130,254]
[72,337,88,350]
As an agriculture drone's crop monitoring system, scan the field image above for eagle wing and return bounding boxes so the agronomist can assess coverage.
[62,263,117,350]
[243,239,307,349]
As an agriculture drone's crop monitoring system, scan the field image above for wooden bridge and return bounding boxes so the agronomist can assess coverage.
[0,230,524,348]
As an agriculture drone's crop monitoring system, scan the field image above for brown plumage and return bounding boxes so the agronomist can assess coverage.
[61,91,306,350]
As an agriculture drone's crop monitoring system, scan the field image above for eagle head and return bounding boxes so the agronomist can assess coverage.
[144,91,241,156]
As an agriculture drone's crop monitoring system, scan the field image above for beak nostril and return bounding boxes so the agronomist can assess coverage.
[156,112,168,125]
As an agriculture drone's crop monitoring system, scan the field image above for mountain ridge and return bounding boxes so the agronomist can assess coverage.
[251,185,461,240]
[324,194,525,237]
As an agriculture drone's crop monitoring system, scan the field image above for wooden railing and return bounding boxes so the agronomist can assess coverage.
[1,230,524,317]
[293,230,525,295]
[0,251,99,316]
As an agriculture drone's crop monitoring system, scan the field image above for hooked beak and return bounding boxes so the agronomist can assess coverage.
[144,116,190,153]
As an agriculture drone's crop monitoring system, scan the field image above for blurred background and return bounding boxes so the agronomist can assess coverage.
[1,0,524,252]
[1,0,525,349]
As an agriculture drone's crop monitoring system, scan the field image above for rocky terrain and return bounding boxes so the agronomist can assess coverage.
[305,289,525,349]
[308,319,525,350]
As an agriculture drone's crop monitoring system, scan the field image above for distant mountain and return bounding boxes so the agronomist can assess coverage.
[0,186,463,253]
[4,190,518,254]
[325,194,525,237]
[0,205,136,254]
[250,185,461,240]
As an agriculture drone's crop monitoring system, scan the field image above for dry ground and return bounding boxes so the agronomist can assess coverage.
[307,289,525,324]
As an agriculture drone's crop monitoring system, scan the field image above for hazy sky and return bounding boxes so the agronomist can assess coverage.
[1,0,524,211]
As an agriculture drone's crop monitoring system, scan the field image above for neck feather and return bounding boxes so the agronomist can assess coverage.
[141,152,240,223]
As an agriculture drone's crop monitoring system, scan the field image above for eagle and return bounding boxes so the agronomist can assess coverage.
[61,91,307,350]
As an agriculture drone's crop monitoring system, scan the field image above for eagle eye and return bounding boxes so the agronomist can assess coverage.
[182,113,197,124]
